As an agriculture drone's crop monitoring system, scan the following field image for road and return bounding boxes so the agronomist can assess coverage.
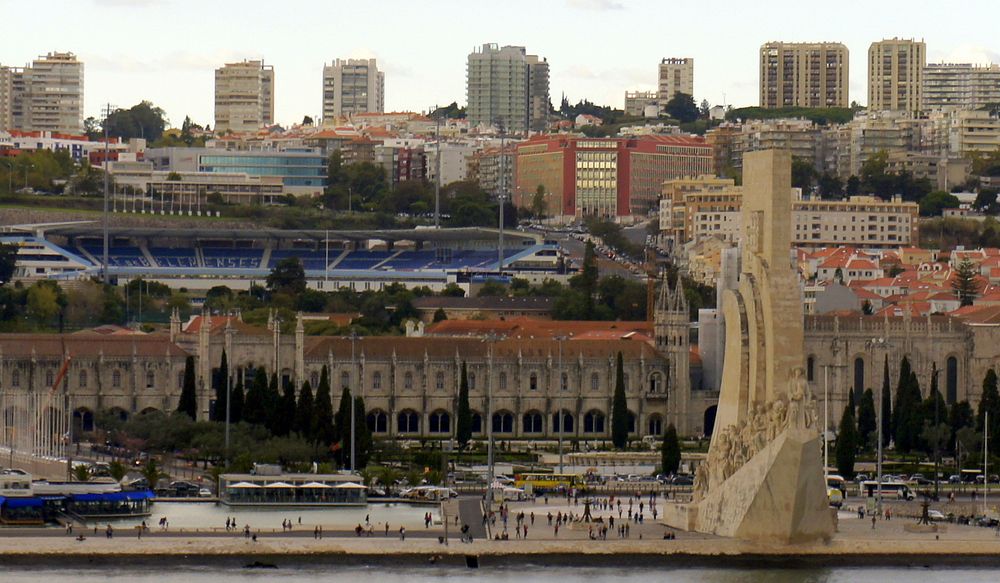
[536,228,643,280]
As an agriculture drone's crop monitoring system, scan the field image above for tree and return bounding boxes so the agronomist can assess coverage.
[817,173,844,199]
[791,157,818,193]
[313,366,335,446]
[26,281,63,326]
[302,115,314,126]
[432,307,448,323]
[919,190,961,216]
[211,349,229,422]
[264,373,281,434]
[611,352,629,449]
[948,400,974,453]
[73,464,90,482]
[103,101,168,142]
[846,175,861,197]
[978,369,1000,455]
[333,387,354,467]
[242,368,268,426]
[109,460,127,482]
[661,424,681,475]
[893,359,923,453]
[664,92,699,123]
[176,356,198,420]
[295,380,314,440]
[0,244,16,286]
[274,378,297,436]
[456,362,472,449]
[266,257,307,296]
[858,388,877,447]
[952,258,979,307]
[140,458,167,489]
[352,395,372,469]
[230,379,244,424]
[973,188,999,214]
[881,355,892,447]
[835,401,858,478]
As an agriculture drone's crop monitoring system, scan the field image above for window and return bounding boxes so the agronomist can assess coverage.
[146,371,155,389]
[522,412,543,433]
[627,411,637,434]
[492,412,514,433]
[429,411,451,433]
[853,357,865,403]
[11,369,19,388]
[471,412,483,434]
[397,410,420,433]
[79,370,87,388]
[623,374,630,391]
[366,410,388,433]
[649,372,663,394]
[552,411,574,433]
[499,372,507,390]
[435,371,445,390]
[947,356,958,404]
[310,372,319,388]
[529,372,538,391]
[584,410,605,433]
[469,372,476,390]
[45,370,54,387]
[341,371,349,389]
[648,416,663,436]
[404,371,413,390]
[807,356,815,382]
[591,373,599,391]
[372,371,382,390]
[560,372,568,391]
[112,370,122,388]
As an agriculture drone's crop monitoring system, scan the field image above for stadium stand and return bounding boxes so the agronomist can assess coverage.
[268,249,330,271]
[149,247,198,268]
[202,247,263,269]
[335,250,397,270]
[81,244,150,267]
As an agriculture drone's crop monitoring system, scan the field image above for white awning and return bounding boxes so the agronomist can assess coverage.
[227,482,262,489]
[263,482,295,488]
[333,482,366,489]
[299,482,334,489]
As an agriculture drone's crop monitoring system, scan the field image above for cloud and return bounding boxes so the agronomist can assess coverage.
[567,0,624,10]
[84,49,259,74]
[92,0,166,6]
[933,44,1000,65]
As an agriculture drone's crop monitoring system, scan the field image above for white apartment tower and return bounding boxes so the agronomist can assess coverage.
[214,60,274,133]
[923,63,1000,111]
[658,57,694,101]
[466,44,549,134]
[0,52,83,134]
[868,38,926,114]
[322,58,384,121]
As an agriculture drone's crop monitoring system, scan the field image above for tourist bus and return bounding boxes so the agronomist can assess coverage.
[514,473,581,490]
[861,480,915,500]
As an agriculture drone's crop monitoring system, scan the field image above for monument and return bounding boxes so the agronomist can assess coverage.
[664,150,834,543]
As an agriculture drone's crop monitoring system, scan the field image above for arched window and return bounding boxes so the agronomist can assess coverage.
[522,411,543,433]
[491,411,514,433]
[469,372,476,390]
[853,357,865,403]
[404,371,413,390]
[591,373,599,391]
[45,370,54,387]
[146,370,155,389]
[372,371,382,390]
[397,410,420,433]
[366,410,388,433]
[946,357,958,404]
[627,411,637,434]
[112,369,122,388]
[560,372,568,391]
[429,411,451,433]
[807,356,815,382]
[79,370,87,388]
[471,412,483,434]
[529,372,538,391]
[649,372,663,394]
[435,371,445,390]
[499,372,507,390]
[584,410,605,433]
[341,371,350,389]
[648,415,663,436]
[11,369,20,388]
[552,411,574,433]
[310,371,319,388]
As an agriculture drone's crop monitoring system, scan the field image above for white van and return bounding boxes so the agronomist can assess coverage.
[861,480,914,501]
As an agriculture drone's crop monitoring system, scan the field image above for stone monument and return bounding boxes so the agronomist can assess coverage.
[664,150,834,544]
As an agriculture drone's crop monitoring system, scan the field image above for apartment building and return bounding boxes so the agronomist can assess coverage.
[658,58,694,101]
[466,44,549,134]
[0,52,83,134]
[321,59,384,121]
[514,135,713,219]
[868,38,926,114]
[923,63,1000,111]
[759,42,849,108]
[624,91,660,118]
[214,60,274,133]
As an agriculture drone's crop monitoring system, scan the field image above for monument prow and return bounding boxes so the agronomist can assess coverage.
[663,149,834,544]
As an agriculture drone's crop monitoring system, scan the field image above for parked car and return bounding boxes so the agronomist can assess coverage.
[198,487,213,498]
[927,509,946,522]
[671,474,694,486]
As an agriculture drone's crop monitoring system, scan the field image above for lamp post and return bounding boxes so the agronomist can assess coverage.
[866,337,888,516]
[349,331,359,473]
[224,359,231,466]
[555,334,569,474]
[821,363,847,482]
[431,105,441,229]
[483,333,500,501]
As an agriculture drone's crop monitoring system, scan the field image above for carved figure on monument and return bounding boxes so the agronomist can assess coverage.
[752,405,768,455]
[693,461,710,500]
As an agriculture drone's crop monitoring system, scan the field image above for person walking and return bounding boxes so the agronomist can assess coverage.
[399,526,406,541]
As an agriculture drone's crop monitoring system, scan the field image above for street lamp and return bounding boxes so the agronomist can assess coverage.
[23,163,34,190]
[554,334,569,474]
[866,337,889,516]
[349,331,359,473]
[821,362,847,483]
[482,333,500,502]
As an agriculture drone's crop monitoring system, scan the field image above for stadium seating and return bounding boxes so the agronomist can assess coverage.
[378,250,437,270]
[202,247,262,269]
[82,245,150,268]
[269,249,330,271]
[335,250,396,270]
[149,247,198,268]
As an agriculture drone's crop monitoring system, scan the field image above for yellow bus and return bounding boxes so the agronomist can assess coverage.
[514,473,580,489]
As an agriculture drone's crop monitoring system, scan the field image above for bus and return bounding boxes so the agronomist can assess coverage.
[514,473,580,490]
[861,480,914,501]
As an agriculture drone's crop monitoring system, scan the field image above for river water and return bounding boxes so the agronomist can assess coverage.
[0,565,997,582]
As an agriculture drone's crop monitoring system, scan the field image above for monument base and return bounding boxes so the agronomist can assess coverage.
[663,428,834,544]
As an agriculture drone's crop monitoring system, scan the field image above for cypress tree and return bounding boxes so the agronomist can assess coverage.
[948,400,974,453]
[230,379,244,424]
[835,401,858,478]
[274,380,297,436]
[661,423,681,475]
[881,355,892,448]
[264,373,281,434]
[334,387,353,467]
[611,351,629,449]
[313,365,335,447]
[353,395,372,469]
[920,366,947,455]
[456,361,472,449]
[847,386,856,417]
[978,369,1000,455]
[243,368,268,426]
[211,350,229,422]
[295,380,315,440]
[897,370,923,453]
[858,388,877,447]
[892,356,912,445]
[176,355,198,420]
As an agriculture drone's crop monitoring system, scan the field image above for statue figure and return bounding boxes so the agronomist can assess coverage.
[752,404,768,455]
[693,461,710,501]
[787,367,807,429]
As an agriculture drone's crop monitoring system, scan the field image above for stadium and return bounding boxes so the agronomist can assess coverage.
[1,223,568,293]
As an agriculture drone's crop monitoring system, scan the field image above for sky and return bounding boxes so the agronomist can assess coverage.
[2,0,998,129]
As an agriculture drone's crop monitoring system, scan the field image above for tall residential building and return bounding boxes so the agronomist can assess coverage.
[759,42,849,108]
[658,57,694,101]
[0,52,83,134]
[466,44,549,135]
[321,58,384,121]
[214,60,274,133]
[868,38,926,114]
[923,63,1000,111]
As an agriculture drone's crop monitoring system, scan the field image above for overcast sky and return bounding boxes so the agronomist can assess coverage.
[2,0,998,128]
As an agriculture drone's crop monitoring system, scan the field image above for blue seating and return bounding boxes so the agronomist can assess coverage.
[82,245,149,268]
[269,250,330,271]
[335,250,395,270]
[379,250,437,270]
[203,247,262,269]
[149,247,198,268]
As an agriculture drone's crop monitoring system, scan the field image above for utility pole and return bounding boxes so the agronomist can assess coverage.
[433,105,441,229]
[496,121,505,271]
[867,337,887,516]
[350,331,359,473]
[102,103,115,285]
[932,363,940,500]
[556,335,568,474]
[225,359,231,466]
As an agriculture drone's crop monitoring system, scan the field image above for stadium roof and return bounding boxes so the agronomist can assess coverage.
[23,224,540,245]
